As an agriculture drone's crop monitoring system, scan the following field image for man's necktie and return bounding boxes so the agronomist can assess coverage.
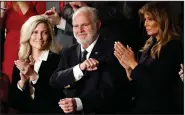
[81,50,88,62]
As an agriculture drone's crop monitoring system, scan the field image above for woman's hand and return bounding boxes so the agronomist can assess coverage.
[114,49,130,70]
[114,45,132,80]
[19,72,29,82]
[114,41,138,70]
[27,55,38,82]
[14,59,30,74]
[17,72,29,89]
[15,56,37,82]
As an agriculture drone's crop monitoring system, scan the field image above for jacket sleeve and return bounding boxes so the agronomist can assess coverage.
[8,65,33,112]
[80,56,116,114]
[130,40,183,94]
[49,50,76,88]
[81,71,115,114]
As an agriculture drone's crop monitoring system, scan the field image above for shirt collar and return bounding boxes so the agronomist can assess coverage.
[38,50,49,61]
[81,35,99,53]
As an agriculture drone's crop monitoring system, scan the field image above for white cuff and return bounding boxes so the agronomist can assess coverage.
[17,82,35,99]
[56,17,66,30]
[74,98,83,111]
[73,64,84,82]
[17,82,24,91]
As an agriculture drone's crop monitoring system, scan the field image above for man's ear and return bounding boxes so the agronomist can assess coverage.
[96,20,101,29]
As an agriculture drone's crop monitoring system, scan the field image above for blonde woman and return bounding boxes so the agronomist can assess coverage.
[114,2,183,114]
[1,1,46,83]
[8,15,64,114]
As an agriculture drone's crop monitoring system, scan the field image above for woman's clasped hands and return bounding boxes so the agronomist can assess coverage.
[114,41,138,80]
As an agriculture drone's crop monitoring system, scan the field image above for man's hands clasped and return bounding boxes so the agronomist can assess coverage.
[79,58,99,72]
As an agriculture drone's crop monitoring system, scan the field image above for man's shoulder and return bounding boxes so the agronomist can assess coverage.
[97,37,114,50]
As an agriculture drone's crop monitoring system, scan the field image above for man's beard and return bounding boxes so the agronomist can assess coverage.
[75,29,97,45]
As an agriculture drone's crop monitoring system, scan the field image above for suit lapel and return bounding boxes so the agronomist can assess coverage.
[69,44,81,66]
[76,44,81,63]
[37,52,58,76]
[90,38,108,62]
[89,38,101,60]
[37,54,49,75]
[90,50,100,60]
[36,52,54,85]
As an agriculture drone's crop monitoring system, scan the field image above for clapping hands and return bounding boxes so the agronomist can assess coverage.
[114,41,138,70]
[114,41,138,80]
[14,55,37,83]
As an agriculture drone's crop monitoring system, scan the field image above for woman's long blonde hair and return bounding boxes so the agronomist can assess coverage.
[18,15,62,60]
[139,2,179,59]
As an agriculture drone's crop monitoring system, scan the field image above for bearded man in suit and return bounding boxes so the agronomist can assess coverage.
[50,6,119,114]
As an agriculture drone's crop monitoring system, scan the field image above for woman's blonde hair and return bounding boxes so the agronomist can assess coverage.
[18,15,61,60]
[139,2,179,59]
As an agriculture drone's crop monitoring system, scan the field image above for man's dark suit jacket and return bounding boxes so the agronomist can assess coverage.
[50,37,119,114]
[130,39,184,114]
[8,52,65,114]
